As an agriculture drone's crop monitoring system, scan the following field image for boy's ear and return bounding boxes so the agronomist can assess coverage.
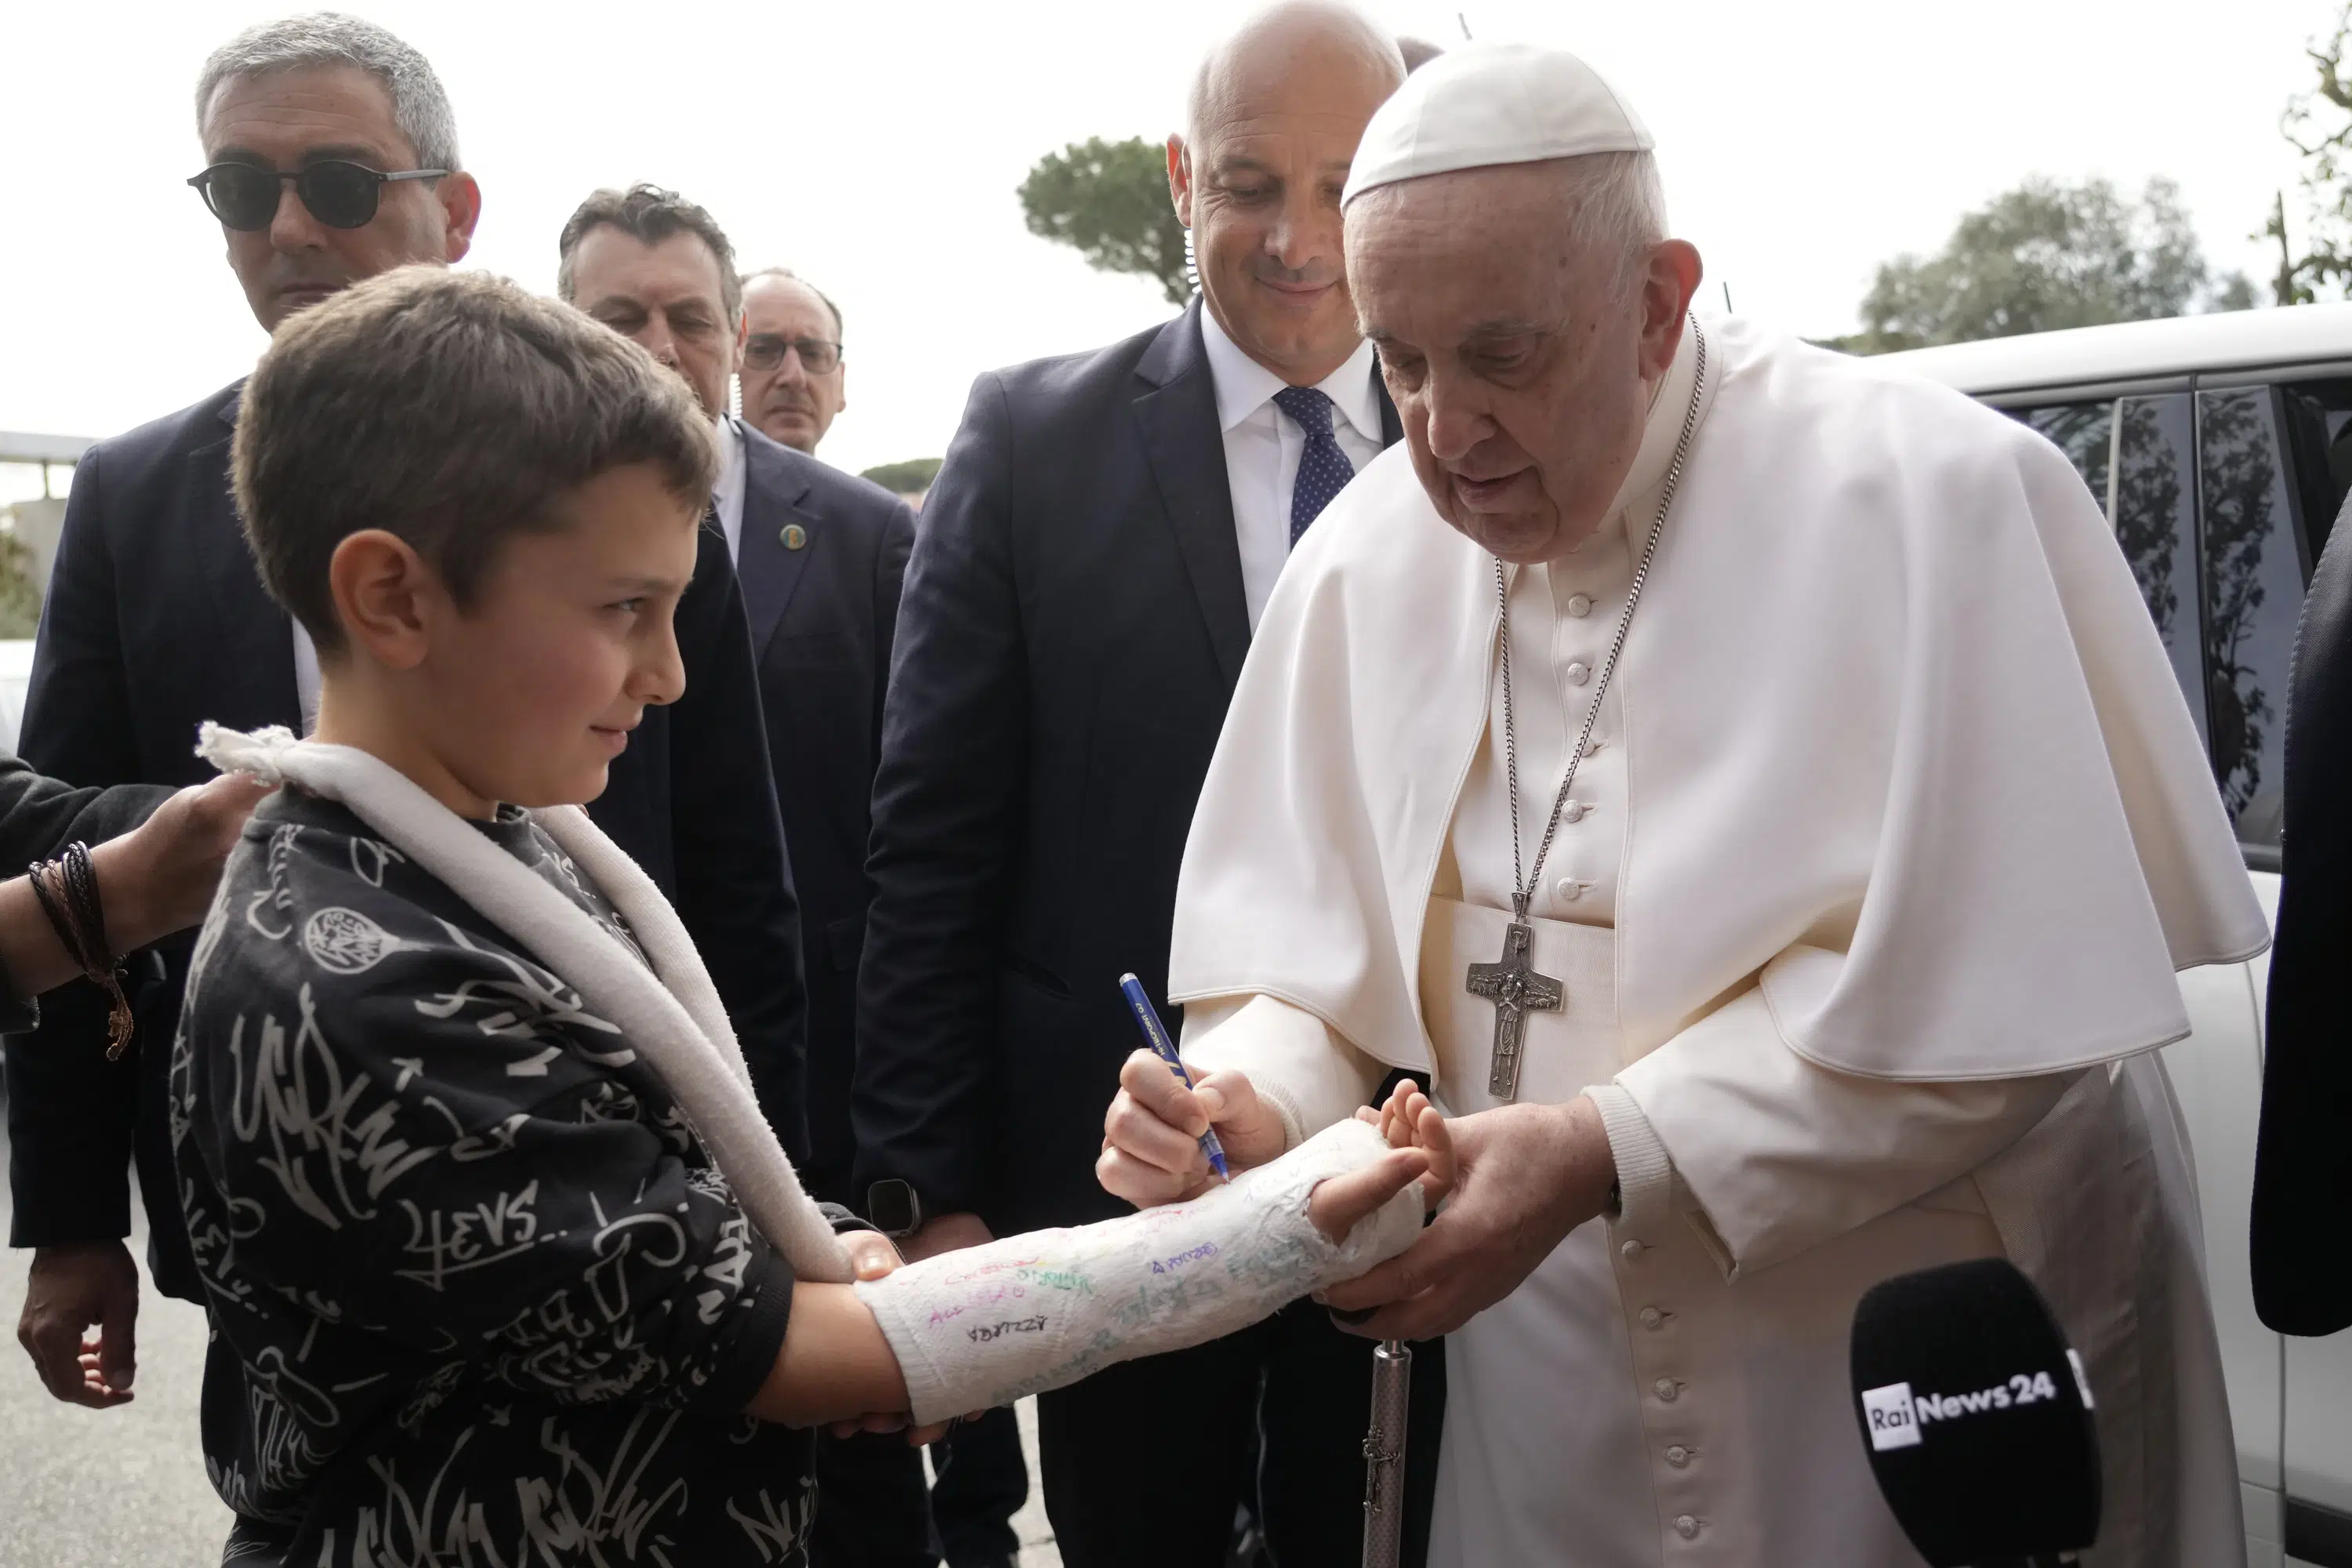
[328,530,441,670]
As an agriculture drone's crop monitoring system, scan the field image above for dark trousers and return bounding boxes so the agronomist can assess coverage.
[1037,1300,1444,1568]
[809,1431,935,1568]
[931,1403,1029,1565]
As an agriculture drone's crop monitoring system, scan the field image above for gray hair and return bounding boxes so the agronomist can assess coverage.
[740,266,844,342]
[1558,152,1669,297]
[196,13,460,171]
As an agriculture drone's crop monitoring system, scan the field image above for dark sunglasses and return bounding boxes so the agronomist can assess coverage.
[187,160,448,232]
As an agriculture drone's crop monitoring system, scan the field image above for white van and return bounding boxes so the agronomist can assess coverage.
[1880,306,2352,1568]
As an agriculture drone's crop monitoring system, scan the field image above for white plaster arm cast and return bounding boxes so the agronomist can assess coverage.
[857,1119,1422,1424]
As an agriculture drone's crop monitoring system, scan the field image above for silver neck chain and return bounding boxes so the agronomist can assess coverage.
[1495,319,1709,923]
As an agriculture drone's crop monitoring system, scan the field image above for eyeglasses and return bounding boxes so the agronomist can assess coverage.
[742,334,844,375]
[187,160,448,232]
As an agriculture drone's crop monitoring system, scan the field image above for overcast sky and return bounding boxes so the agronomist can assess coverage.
[2,0,2340,483]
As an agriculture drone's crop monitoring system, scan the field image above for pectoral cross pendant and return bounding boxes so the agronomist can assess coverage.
[1465,920,1562,1102]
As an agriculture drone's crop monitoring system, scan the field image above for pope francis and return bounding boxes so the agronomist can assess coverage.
[1096,41,2272,1568]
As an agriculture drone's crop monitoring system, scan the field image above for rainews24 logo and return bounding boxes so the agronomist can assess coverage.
[1861,1352,2094,1453]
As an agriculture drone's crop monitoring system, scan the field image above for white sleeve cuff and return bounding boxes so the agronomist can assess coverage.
[1180,994,1382,1152]
[1584,1082,1675,1240]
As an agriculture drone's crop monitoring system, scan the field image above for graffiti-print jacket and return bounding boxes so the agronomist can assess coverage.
[172,789,819,1566]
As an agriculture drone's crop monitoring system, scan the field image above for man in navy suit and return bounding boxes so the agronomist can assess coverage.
[853,7,1440,1564]
[9,17,808,1420]
[557,184,943,1568]
[2255,491,2352,1337]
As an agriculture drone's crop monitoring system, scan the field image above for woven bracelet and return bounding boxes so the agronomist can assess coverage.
[27,843,133,1058]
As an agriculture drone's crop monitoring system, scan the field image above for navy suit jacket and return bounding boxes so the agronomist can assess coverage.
[6,381,810,1297]
[731,424,915,1200]
[2253,489,2352,1335]
[853,303,1401,1235]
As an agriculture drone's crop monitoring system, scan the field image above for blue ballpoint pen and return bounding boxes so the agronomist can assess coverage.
[1116,971,1230,1181]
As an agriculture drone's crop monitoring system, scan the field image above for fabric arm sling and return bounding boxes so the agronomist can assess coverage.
[197,725,1421,1425]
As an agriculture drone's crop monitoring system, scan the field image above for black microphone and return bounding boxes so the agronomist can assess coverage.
[1849,1258,2101,1568]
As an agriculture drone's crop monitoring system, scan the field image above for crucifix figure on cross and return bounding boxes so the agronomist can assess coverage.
[1466,920,1563,1102]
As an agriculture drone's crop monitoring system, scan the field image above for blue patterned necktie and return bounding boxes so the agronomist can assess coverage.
[1272,384,1356,545]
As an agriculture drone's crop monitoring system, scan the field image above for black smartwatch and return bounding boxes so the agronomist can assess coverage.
[867,1178,924,1240]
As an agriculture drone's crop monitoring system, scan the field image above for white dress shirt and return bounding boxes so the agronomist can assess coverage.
[712,413,748,563]
[1197,307,1385,630]
[292,621,321,736]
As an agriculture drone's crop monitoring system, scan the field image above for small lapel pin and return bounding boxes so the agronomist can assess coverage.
[782,523,808,551]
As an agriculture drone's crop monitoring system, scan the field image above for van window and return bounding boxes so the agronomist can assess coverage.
[2016,402,2113,503]
[2199,386,2311,864]
[2114,395,2206,746]
[2014,398,2211,739]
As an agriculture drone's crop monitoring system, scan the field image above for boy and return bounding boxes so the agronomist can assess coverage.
[171,267,926,1566]
[172,266,1429,1566]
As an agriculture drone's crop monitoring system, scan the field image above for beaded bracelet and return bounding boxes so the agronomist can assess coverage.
[27,842,132,1058]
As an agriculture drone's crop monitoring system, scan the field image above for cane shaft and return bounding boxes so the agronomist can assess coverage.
[1362,1339,1412,1568]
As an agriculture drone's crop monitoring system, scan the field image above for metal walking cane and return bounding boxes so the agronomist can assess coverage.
[1361,1337,1412,1568]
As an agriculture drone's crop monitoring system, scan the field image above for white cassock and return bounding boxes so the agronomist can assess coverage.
[1167,311,2270,1565]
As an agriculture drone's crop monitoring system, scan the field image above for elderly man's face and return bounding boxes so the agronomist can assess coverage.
[1349,164,1700,564]
[200,64,479,333]
[739,274,846,452]
[1169,38,1395,385]
[567,227,742,421]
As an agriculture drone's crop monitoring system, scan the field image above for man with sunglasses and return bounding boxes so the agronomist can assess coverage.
[740,267,851,456]
[9,15,812,1445]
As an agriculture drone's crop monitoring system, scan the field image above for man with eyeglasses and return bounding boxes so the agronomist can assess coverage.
[557,184,938,1568]
[741,267,851,456]
[9,16,812,1454]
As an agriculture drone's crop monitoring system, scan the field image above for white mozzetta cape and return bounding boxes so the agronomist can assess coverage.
[1169,318,2267,1083]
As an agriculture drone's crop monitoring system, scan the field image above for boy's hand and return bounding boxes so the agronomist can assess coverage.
[1355,1078,1457,1204]
[1306,1145,1429,1242]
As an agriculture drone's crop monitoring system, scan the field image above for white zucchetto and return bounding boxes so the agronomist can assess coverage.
[1342,42,1654,206]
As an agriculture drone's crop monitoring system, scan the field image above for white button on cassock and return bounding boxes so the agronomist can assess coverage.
[1555,877,1584,903]
[1639,1306,1664,1329]
[1563,801,1587,823]
[1653,1378,1679,1403]
[1621,1239,1644,1258]
[1675,1515,1700,1540]
[1566,661,1592,686]
[1665,1445,1691,1468]
[1566,593,1593,617]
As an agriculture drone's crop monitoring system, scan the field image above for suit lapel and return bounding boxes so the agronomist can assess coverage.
[1375,370,1403,448]
[1134,303,1250,691]
[735,425,818,655]
[195,392,302,728]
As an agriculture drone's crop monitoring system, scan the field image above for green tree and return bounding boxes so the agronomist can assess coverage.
[1017,136,1190,307]
[860,457,943,496]
[2274,2,2352,303]
[0,531,42,639]
[1843,176,2247,355]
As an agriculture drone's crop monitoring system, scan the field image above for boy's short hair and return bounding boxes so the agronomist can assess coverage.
[232,266,717,653]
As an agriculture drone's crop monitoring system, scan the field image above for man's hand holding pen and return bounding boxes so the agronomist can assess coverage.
[1098,1053,1287,1207]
